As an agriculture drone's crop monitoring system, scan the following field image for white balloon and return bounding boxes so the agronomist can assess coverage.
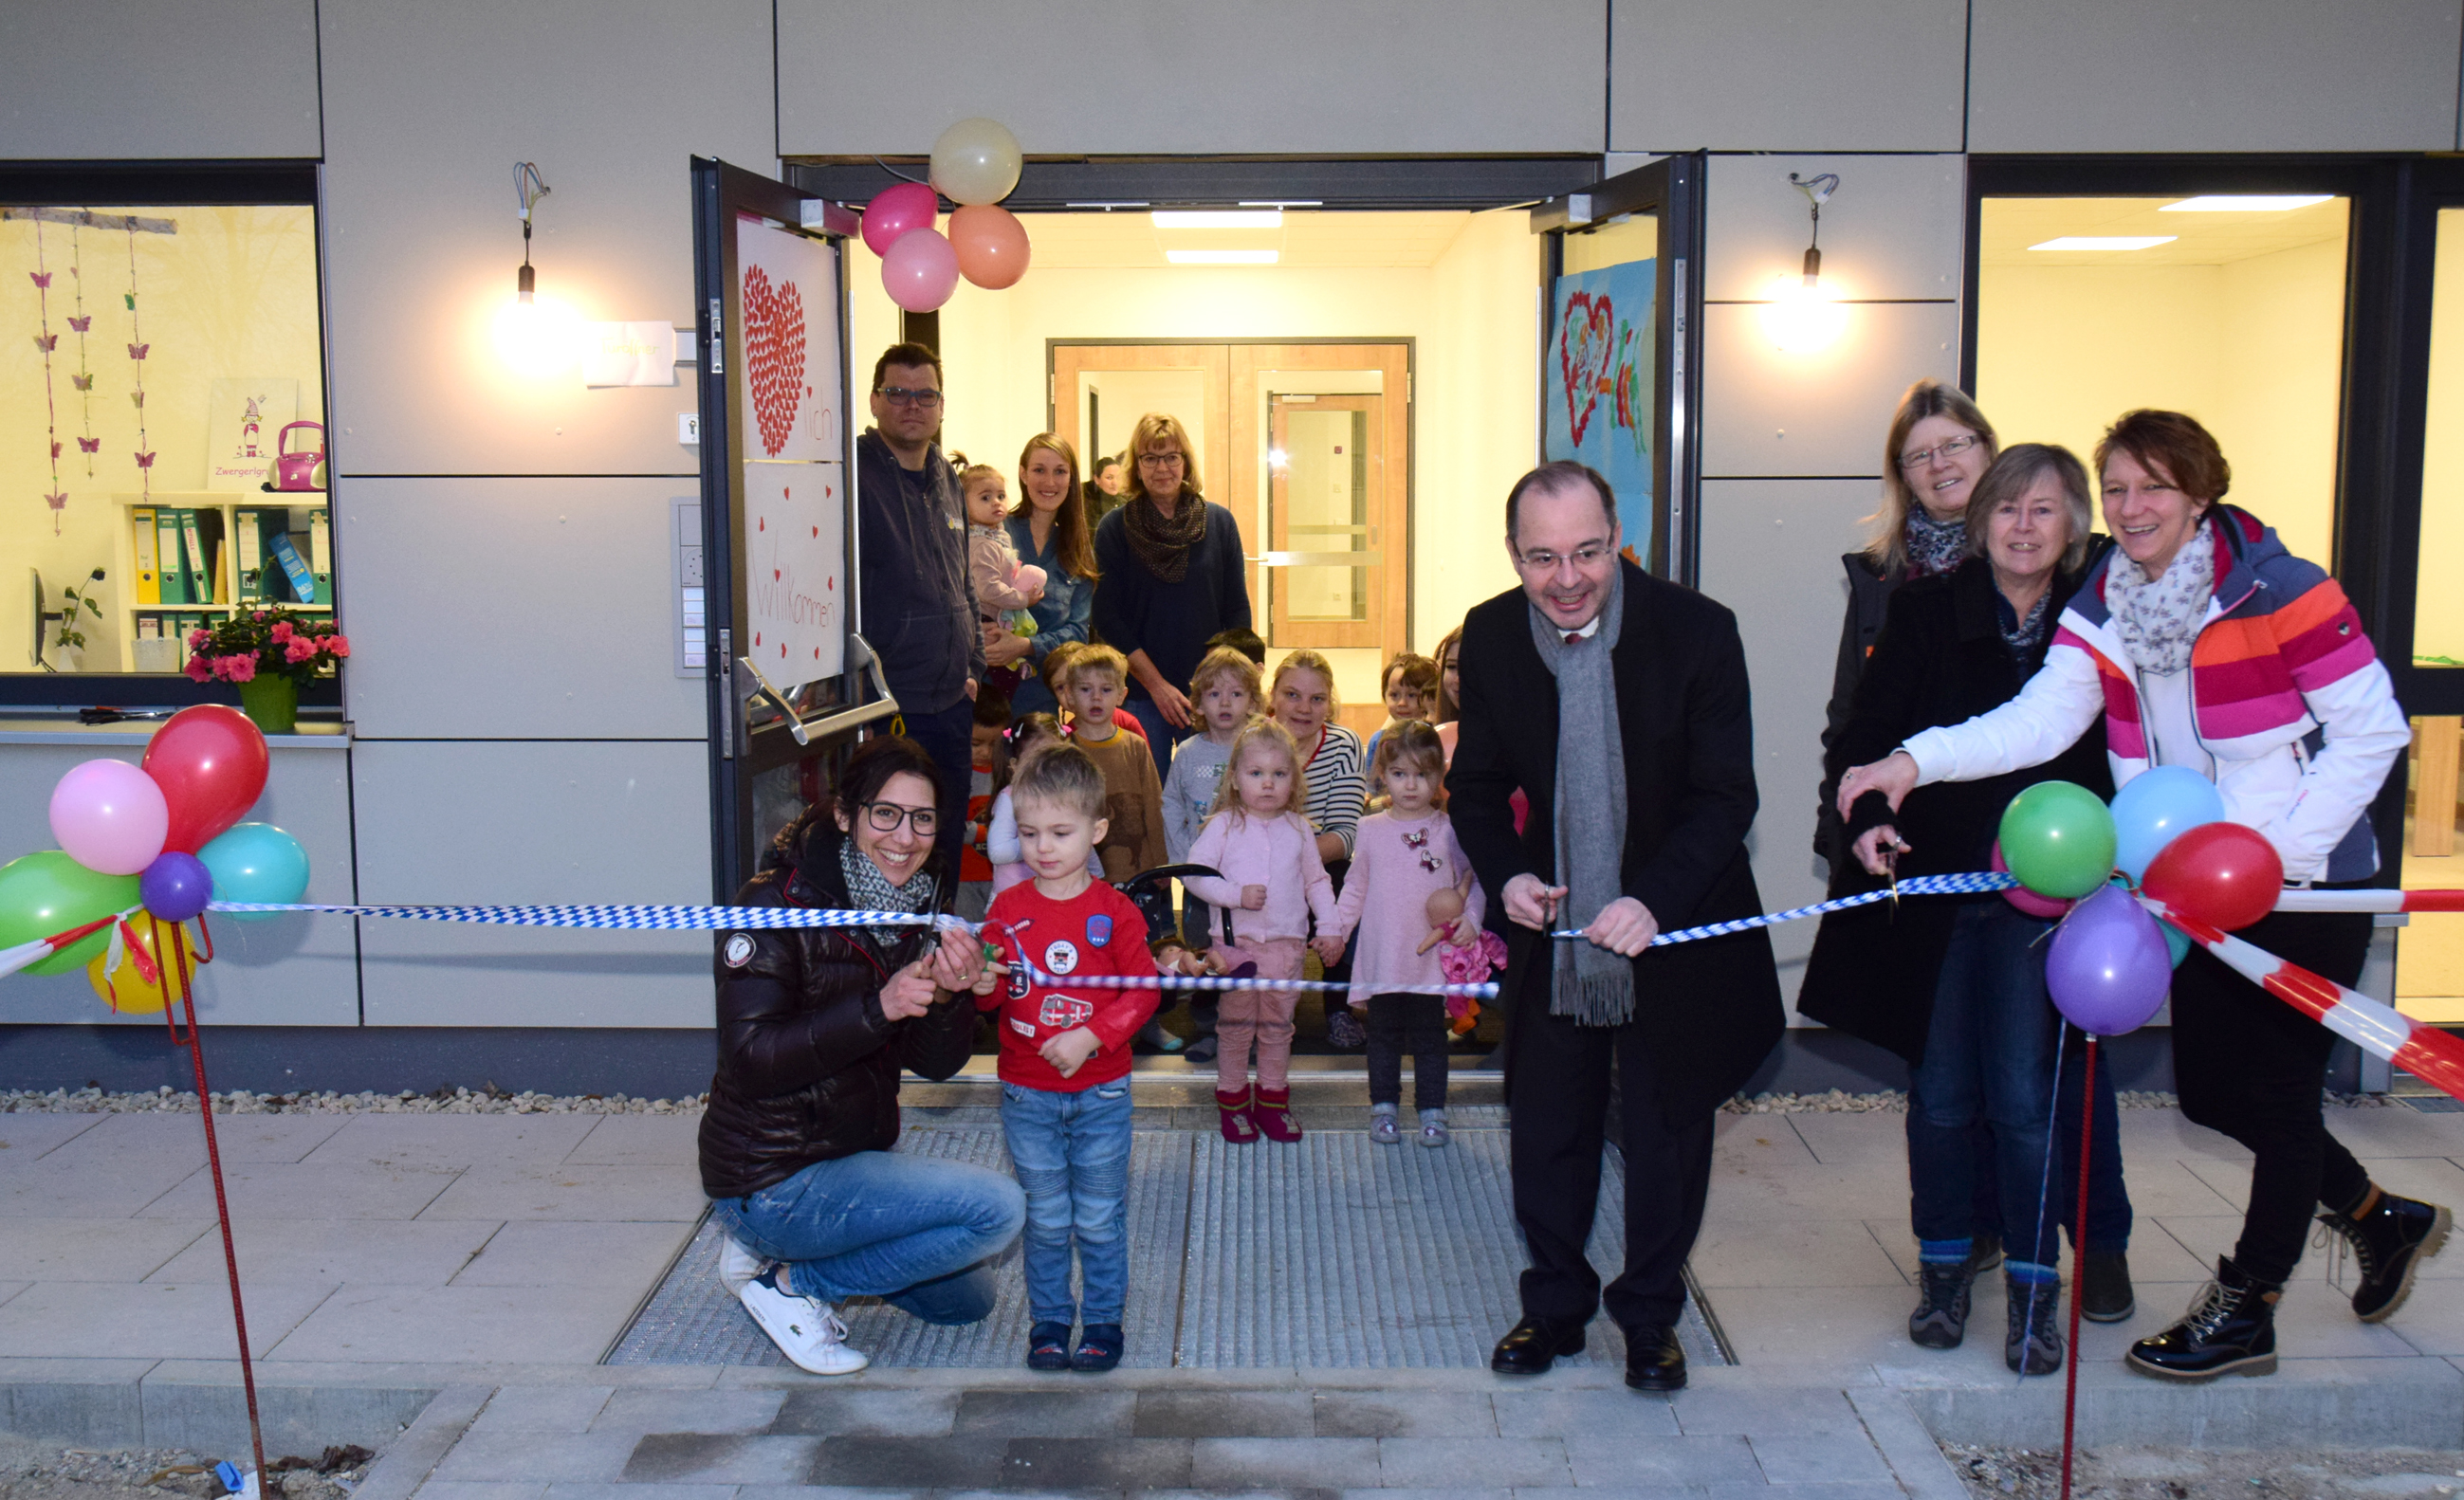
[930,118,1022,207]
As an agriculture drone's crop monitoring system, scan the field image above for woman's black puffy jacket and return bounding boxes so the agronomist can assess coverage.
[696,813,975,1200]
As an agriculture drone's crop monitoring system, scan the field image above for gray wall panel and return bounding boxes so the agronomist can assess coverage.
[1701,302,1960,478]
[351,741,712,1028]
[1699,479,1879,1015]
[1610,0,1966,153]
[339,478,705,741]
[778,0,1607,155]
[319,0,774,479]
[0,743,359,1027]
[1969,0,2462,153]
[1705,155,1964,303]
[0,0,321,160]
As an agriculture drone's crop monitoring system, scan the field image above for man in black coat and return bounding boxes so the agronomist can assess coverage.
[1448,462,1784,1393]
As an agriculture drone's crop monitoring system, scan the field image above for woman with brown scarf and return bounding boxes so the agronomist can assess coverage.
[1091,412,1255,778]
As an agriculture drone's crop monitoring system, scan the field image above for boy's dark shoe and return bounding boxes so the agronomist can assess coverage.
[2004,1276,2065,1375]
[2081,1249,2134,1323]
[1026,1321,1074,1372]
[1071,1323,1124,1372]
[1908,1261,1972,1349]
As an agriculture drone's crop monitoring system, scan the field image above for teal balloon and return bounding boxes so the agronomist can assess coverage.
[198,822,309,922]
[0,851,139,974]
[2110,766,2226,881]
[2159,917,2192,969]
[1997,781,2118,900]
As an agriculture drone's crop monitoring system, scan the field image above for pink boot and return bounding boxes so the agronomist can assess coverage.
[1253,1087,1303,1143]
[1216,1086,1258,1144]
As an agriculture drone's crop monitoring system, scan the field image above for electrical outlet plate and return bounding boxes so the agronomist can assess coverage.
[679,413,700,445]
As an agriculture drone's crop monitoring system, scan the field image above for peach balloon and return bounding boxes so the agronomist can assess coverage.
[950,204,1031,290]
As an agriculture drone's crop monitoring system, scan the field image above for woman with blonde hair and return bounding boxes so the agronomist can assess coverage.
[1269,648,1370,1048]
[1004,433,1100,715]
[1091,412,1255,777]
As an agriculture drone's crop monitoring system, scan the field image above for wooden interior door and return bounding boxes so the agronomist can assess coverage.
[1050,344,1231,508]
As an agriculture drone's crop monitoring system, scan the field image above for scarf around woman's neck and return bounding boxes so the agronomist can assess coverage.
[1903,505,1967,578]
[1527,566,1631,1027]
[837,835,937,916]
[2105,518,2216,676]
[1122,489,1208,582]
[2000,588,2052,658]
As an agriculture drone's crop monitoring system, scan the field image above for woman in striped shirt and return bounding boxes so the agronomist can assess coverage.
[1270,649,1370,1047]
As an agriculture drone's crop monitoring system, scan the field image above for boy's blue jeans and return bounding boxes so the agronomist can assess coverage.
[711,1149,1024,1325]
[1906,901,2064,1271]
[1001,1076,1134,1326]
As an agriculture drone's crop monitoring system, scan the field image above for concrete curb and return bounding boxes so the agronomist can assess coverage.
[0,1359,438,1457]
[349,1382,489,1500]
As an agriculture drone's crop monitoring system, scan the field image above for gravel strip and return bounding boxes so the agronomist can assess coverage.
[1943,1440,2464,1499]
[0,1433,373,1499]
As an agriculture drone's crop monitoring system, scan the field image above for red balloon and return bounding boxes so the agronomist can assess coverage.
[2141,821,2283,931]
[141,705,269,854]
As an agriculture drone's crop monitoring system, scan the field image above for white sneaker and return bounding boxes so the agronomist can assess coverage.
[739,1274,870,1375]
[715,1232,763,1297]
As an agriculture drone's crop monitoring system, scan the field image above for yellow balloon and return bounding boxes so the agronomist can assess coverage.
[929,118,1022,207]
[84,922,199,1015]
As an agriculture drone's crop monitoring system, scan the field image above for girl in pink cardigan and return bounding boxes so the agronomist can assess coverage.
[1183,717,1341,1144]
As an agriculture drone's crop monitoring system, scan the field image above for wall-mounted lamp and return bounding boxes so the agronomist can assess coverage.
[495,161,578,375]
[1762,172,1848,354]
[514,161,549,302]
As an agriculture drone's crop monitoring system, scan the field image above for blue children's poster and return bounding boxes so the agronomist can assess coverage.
[1542,259,1656,565]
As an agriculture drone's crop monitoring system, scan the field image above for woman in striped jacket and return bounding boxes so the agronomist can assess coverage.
[1839,410,2444,1381]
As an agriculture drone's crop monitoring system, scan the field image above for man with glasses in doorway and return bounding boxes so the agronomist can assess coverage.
[856,342,1022,875]
[1447,461,1783,1394]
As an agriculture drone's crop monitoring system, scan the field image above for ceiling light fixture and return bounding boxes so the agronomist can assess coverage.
[1151,210,1282,229]
[2161,195,2333,213]
[1166,248,1278,265]
[2029,236,2177,251]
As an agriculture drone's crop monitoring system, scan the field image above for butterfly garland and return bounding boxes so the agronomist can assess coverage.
[124,224,154,496]
[28,222,64,531]
[68,223,96,477]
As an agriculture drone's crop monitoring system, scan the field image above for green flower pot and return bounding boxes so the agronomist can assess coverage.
[238,673,299,735]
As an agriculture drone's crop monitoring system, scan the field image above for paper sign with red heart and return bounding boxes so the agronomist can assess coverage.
[1557,291,1614,448]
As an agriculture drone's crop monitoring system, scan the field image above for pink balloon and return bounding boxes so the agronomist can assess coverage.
[1993,840,2071,920]
[860,182,938,258]
[48,759,170,876]
[882,228,960,312]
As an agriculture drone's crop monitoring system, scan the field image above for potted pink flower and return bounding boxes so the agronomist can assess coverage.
[184,609,350,734]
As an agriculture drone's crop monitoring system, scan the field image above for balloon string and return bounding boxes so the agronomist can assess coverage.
[2018,1019,2069,1389]
[872,156,931,189]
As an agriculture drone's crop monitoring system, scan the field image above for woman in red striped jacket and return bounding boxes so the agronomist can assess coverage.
[1839,409,2445,1381]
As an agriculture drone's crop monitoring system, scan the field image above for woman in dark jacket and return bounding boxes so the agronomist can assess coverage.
[700,737,1025,1376]
[1799,445,2118,1377]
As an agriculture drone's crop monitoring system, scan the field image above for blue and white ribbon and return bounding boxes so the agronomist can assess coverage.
[1546,870,2017,943]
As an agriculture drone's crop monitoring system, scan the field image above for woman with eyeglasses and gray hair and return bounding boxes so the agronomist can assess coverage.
[699,736,1025,1379]
[1801,444,2125,1376]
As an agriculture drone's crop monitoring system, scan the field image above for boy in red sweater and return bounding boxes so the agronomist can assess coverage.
[977,742,1159,1373]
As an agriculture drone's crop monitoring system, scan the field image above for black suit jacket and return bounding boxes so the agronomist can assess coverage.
[1447,560,1784,1125]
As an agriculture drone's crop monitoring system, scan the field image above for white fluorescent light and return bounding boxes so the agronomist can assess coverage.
[1166,248,1279,265]
[1151,210,1283,229]
[2028,236,2177,251]
[2161,195,2333,212]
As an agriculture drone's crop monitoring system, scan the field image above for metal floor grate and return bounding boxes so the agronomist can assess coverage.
[607,1121,1727,1370]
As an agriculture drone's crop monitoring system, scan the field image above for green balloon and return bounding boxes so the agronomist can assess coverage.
[0,851,140,976]
[1997,781,2118,900]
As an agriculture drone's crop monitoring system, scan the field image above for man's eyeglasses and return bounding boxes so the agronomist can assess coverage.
[1899,433,1979,470]
[876,386,944,409]
[1515,542,1612,573]
[859,801,939,836]
[1136,451,1185,467]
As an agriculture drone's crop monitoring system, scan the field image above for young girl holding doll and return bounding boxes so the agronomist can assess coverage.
[1182,717,1342,1143]
[1318,721,1491,1147]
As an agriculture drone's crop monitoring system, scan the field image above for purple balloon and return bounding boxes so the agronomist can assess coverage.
[2045,884,2172,1036]
[139,851,214,924]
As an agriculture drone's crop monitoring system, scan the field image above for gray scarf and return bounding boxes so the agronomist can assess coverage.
[1528,567,1631,1027]
[838,837,937,915]
[2106,518,2216,676]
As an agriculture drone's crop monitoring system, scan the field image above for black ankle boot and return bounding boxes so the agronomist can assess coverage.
[2126,1256,2280,1381]
[1907,1261,1972,1350]
[2316,1188,2452,1323]
[2004,1275,2065,1376]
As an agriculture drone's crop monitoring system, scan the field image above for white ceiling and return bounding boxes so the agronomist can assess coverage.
[1979,196,2349,269]
[1017,210,1483,269]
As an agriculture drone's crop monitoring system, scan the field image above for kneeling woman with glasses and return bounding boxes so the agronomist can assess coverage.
[701,737,1026,1376]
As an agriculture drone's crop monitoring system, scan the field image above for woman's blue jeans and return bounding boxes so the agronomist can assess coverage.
[1001,1077,1135,1326]
[1906,901,2063,1270]
[712,1150,1024,1325]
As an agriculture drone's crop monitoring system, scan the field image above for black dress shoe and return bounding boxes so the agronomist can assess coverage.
[1624,1323,1687,1392]
[1490,1315,1586,1374]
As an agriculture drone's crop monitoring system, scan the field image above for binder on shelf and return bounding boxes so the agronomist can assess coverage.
[178,509,211,605]
[307,510,332,598]
[156,508,191,605]
[233,509,264,601]
[132,507,160,605]
[135,613,160,640]
[269,532,316,604]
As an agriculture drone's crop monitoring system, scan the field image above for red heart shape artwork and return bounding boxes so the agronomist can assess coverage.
[741,265,807,457]
[1557,291,1614,448]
